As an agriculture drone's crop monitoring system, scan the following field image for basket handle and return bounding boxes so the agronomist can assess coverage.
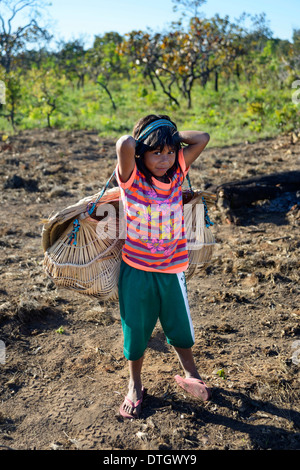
[68,170,116,246]
[86,169,116,216]
[186,172,194,196]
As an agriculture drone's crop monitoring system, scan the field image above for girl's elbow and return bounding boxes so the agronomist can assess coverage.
[203,132,210,143]
[116,135,135,152]
[117,134,130,146]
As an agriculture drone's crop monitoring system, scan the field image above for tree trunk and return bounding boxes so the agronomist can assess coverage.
[214,71,219,92]
[147,71,156,91]
[97,81,117,110]
[186,75,194,108]
[154,73,180,107]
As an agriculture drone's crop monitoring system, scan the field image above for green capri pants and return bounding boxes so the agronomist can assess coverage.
[118,260,195,361]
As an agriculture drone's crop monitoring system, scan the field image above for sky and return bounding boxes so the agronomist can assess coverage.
[4,0,300,48]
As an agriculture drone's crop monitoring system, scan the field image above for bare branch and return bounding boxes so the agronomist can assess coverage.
[172,0,207,17]
[0,14,7,35]
[7,1,35,34]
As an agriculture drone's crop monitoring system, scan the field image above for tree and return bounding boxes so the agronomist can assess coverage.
[232,12,274,83]
[27,58,68,128]
[206,15,246,91]
[120,15,248,109]
[89,32,125,78]
[159,16,245,107]
[171,0,207,18]
[277,29,300,84]
[291,29,300,72]
[17,46,52,72]
[0,0,52,74]
[0,67,23,130]
[293,29,300,52]
[0,1,52,130]
[119,30,181,107]
[56,38,89,89]
[88,32,126,110]
[119,30,157,90]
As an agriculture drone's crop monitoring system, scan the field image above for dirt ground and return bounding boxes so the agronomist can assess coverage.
[0,127,299,451]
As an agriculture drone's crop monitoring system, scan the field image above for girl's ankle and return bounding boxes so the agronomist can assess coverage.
[128,379,142,392]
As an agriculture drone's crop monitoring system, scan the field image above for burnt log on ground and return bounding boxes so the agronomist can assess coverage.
[209,171,300,222]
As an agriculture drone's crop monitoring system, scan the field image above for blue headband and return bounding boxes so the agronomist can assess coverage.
[137,119,176,142]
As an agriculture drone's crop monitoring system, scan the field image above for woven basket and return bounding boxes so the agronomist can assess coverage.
[42,184,216,300]
[183,190,216,280]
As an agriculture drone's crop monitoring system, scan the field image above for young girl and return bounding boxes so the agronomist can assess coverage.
[115,114,211,419]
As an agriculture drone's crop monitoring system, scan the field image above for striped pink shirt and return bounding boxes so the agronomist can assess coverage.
[115,148,190,273]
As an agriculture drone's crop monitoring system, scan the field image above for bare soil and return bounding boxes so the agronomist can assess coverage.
[0,128,299,451]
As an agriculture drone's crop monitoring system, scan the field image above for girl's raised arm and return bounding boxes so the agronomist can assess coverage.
[180,131,210,167]
[116,135,136,183]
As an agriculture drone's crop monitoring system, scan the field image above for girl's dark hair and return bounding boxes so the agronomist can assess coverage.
[132,114,181,188]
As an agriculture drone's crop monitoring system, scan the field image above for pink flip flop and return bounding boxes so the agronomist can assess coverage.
[119,387,145,419]
[174,375,211,401]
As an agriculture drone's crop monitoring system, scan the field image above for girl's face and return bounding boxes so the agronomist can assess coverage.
[143,145,176,178]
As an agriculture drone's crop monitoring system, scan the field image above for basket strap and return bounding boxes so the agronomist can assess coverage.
[86,169,116,216]
[68,170,116,246]
[186,172,194,196]
[186,172,214,228]
[202,196,214,228]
